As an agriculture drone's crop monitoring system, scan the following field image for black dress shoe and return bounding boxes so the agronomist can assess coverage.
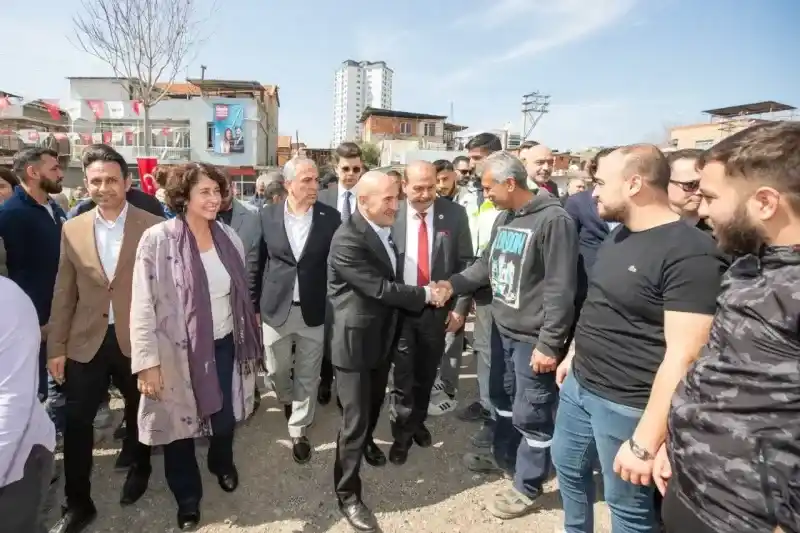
[317,383,332,405]
[413,425,433,448]
[114,448,135,472]
[338,499,379,532]
[389,441,409,465]
[216,467,239,493]
[120,466,150,506]
[50,504,97,533]
[176,503,201,531]
[363,441,386,467]
[284,404,292,420]
[292,436,312,464]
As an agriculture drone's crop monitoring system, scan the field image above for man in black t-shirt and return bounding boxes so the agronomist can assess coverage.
[551,144,727,533]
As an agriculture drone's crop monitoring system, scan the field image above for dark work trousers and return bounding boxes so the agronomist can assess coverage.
[63,326,151,509]
[163,334,236,508]
[0,444,54,533]
[662,483,715,533]
[389,309,446,445]
[320,309,334,391]
[489,323,558,499]
[333,360,391,506]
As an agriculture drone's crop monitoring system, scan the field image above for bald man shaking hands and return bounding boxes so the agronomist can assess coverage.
[327,170,445,532]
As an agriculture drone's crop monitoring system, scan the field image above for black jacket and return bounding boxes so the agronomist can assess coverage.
[327,210,426,370]
[257,200,340,328]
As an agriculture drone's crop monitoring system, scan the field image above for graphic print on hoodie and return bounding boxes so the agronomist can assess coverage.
[489,226,532,308]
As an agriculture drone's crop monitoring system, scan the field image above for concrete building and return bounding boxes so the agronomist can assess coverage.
[669,101,796,151]
[65,77,280,187]
[332,60,393,146]
[0,90,72,168]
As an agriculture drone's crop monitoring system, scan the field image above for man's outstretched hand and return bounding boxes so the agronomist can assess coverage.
[428,281,454,307]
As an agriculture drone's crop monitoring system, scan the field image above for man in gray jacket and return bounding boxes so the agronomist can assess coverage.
[433,150,578,520]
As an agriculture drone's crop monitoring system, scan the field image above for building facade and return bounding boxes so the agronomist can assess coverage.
[360,108,447,148]
[66,77,279,183]
[0,91,72,168]
[332,60,393,146]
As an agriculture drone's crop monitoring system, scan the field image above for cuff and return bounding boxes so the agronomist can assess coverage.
[423,286,432,303]
[534,342,559,360]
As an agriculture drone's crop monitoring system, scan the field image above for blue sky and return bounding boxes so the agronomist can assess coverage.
[1,0,798,150]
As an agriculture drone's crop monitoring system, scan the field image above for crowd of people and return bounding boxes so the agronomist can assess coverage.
[0,121,798,533]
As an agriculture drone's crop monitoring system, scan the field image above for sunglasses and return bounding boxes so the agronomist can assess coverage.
[457,169,471,175]
[670,179,700,193]
[340,166,362,174]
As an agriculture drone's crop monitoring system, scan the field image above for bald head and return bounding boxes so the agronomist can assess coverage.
[357,170,400,227]
[521,144,555,184]
[613,144,671,191]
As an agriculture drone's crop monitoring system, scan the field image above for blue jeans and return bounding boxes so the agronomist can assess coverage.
[489,323,557,499]
[552,373,656,533]
[38,343,65,435]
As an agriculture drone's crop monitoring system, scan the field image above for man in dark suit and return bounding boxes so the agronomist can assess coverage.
[257,157,340,464]
[328,170,443,532]
[69,186,164,219]
[317,142,365,406]
[388,161,473,465]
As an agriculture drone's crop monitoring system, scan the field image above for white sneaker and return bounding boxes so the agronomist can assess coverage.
[428,397,458,416]
[431,376,446,395]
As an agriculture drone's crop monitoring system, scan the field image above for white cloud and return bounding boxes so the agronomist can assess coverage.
[438,0,637,89]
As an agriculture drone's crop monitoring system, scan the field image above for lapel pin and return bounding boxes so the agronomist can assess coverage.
[438,214,444,220]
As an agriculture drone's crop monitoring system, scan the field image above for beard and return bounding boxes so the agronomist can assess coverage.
[714,203,764,257]
[40,177,62,194]
[598,201,627,223]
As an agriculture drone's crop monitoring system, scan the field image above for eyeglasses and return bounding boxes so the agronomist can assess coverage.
[340,166,362,174]
[670,179,700,193]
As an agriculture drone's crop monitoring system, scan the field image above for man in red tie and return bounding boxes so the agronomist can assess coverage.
[388,161,474,465]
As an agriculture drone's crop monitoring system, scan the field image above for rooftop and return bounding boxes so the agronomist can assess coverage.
[703,100,795,117]
[360,107,447,123]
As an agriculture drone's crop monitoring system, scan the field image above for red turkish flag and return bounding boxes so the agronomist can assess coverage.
[131,100,141,115]
[124,131,134,144]
[0,96,9,111]
[102,131,112,144]
[43,101,62,121]
[87,100,104,119]
[137,157,158,195]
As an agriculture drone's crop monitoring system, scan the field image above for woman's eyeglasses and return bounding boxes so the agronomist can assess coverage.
[670,179,700,193]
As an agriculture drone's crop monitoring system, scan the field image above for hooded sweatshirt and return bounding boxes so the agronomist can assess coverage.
[449,190,578,358]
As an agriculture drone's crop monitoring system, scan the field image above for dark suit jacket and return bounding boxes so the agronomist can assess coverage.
[258,200,340,328]
[391,198,473,317]
[69,188,165,219]
[564,189,609,275]
[328,210,427,370]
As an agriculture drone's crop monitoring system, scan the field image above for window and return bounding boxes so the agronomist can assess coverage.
[207,122,214,149]
[400,122,411,135]
[424,123,437,136]
[694,139,714,149]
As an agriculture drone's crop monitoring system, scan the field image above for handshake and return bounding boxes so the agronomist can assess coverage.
[427,280,454,308]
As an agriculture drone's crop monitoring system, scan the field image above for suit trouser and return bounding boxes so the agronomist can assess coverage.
[163,334,236,508]
[489,323,558,500]
[263,305,324,437]
[334,361,391,505]
[320,302,334,391]
[0,444,53,533]
[63,326,151,509]
[390,309,446,444]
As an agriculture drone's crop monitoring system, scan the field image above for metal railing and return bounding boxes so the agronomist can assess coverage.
[70,143,191,162]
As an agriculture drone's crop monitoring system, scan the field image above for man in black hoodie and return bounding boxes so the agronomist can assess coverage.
[433,151,578,519]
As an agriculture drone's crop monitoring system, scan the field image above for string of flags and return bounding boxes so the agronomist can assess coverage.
[0,93,145,121]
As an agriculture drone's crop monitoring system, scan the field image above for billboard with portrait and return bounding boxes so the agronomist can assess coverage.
[212,103,245,154]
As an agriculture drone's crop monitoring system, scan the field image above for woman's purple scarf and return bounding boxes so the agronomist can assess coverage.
[173,217,262,420]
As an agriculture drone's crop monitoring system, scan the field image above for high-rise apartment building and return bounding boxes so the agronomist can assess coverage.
[332,60,393,146]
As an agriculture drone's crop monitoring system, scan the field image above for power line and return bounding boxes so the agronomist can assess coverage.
[521,91,550,140]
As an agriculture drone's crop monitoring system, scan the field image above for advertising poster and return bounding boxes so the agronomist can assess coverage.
[213,103,245,154]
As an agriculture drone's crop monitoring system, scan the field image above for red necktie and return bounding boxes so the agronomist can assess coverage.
[417,212,430,286]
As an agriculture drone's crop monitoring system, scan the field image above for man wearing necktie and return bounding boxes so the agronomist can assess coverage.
[388,161,474,465]
[317,142,364,406]
[327,170,445,532]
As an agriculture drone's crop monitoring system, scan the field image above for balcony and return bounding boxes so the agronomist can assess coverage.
[70,142,191,164]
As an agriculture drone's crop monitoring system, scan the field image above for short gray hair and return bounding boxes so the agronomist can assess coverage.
[256,170,283,188]
[483,151,528,189]
[283,156,317,182]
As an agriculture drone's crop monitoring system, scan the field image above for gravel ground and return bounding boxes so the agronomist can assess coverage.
[48,343,611,532]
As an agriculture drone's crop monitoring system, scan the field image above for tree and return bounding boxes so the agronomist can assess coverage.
[358,142,381,169]
[73,0,210,152]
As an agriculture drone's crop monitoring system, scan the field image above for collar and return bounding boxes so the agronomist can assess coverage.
[95,201,129,228]
[406,201,434,220]
[284,199,313,219]
[339,186,355,199]
[364,214,390,240]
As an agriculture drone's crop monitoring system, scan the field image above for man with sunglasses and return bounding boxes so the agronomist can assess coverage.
[667,150,713,234]
[317,142,366,408]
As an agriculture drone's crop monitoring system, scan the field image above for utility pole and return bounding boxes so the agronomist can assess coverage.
[521,91,551,140]
[200,65,207,81]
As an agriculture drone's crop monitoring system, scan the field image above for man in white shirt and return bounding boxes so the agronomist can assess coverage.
[47,145,162,533]
[316,142,366,406]
[256,157,341,464]
[0,277,55,533]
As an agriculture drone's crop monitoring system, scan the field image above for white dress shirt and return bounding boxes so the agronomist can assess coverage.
[200,248,234,339]
[337,186,357,215]
[402,204,434,286]
[94,202,129,324]
[0,278,56,488]
[364,216,397,274]
[284,201,313,302]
